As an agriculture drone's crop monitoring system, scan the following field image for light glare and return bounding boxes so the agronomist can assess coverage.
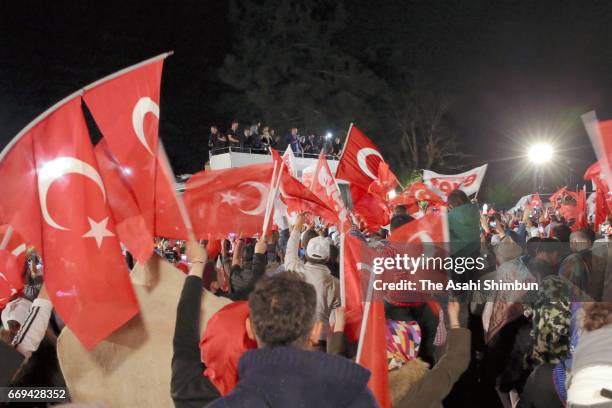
[528,143,553,164]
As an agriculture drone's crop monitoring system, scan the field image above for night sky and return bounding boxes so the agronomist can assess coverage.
[2,1,612,206]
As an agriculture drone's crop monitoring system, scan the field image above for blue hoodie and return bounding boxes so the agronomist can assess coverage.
[206,346,379,408]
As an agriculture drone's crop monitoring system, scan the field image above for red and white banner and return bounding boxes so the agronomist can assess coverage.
[311,152,348,225]
[423,164,488,199]
[584,161,612,230]
[184,163,275,238]
[83,53,188,242]
[268,150,339,225]
[282,146,297,178]
[0,97,138,349]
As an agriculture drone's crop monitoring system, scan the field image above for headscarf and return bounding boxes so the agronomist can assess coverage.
[385,319,421,370]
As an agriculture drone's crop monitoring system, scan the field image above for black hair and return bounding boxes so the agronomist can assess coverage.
[248,272,317,347]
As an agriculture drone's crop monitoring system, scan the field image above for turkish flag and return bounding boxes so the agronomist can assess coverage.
[0,97,138,349]
[350,185,391,233]
[389,209,450,243]
[342,232,400,342]
[0,250,22,309]
[0,225,28,308]
[272,149,340,228]
[368,161,399,200]
[184,163,275,238]
[529,192,543,208]
[336,125,387,190]
[573,188,587,231]
[83,55,188,241]
[335,125,394,230]
[357,300,391,408]
[0,224,27,267]
[549,187,576,208]
[94,139,154,263]
[311,152,348,226]
[391,181,445,213]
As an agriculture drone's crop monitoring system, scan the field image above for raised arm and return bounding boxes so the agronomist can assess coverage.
[284,213,306,272]
[171,233,220,406]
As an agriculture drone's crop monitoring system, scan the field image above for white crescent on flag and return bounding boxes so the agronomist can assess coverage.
[38,157,107,231]
[132,96,159,156]
[238,181,269,216]
[356,147,383,180]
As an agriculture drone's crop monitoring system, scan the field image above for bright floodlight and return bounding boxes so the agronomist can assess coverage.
[325,132,333,140]
[528,143,554,164]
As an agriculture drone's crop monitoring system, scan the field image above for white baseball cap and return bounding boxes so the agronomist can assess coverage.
[306,236,330,260]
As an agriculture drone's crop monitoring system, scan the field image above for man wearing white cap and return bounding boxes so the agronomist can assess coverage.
[285,213,340,343]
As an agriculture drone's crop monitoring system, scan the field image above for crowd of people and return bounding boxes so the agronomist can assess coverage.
[1,188,612,408]
[208,120,344,157]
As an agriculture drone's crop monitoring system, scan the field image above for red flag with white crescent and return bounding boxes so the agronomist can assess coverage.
[391,181,446,213]
[335,126,394,231]
[0,97,138,349]
[336,125,388,190]
[83,54,188,241]
[94,139,154,263]
[0,225,28,308]
[184,163,275,238]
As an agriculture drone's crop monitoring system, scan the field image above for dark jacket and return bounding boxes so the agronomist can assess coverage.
[206,346,378,408]
[171,276,220,407]
[229,253,267,301]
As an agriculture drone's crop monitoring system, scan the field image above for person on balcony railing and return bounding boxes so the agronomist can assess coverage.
[209,125,227,149]
[331,136,342,158]
[227,120,241,148]
[286,127,302,154]
[260,126,273,149]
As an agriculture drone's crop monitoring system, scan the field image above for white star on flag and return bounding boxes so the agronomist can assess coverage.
[82,217,115,248]
[220,191,244,205]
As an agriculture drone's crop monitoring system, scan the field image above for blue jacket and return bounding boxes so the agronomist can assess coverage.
[206,346,379,408]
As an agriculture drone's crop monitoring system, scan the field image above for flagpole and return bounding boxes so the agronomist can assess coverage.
[82,51,173,91]
[262,159,282,236]
[339,232,346,307]
[355,264,378,363]
[262,150,279,235]
[157,139,194,232]
[336,122,354,165]
[1,52,174,164]
[0,90,84,162]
